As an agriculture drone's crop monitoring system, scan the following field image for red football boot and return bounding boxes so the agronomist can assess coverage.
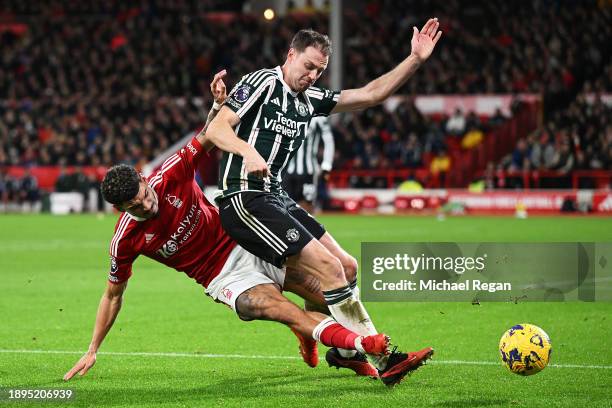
[291,328,318,368]
[325,348,379,378]
[379,346,434,387]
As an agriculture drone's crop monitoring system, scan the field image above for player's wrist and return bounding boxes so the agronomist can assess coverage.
[241,143,261,158]
[87,340,101,354]
[407,53,424,66]
[212,101,222,111]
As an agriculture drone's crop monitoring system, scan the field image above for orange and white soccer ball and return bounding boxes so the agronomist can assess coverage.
[499,323,552,375]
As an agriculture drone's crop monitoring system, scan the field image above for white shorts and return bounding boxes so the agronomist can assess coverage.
[206,245,286,316]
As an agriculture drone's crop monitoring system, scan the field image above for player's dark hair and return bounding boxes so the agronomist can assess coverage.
[290,29,332,56]
[101,164,140,206]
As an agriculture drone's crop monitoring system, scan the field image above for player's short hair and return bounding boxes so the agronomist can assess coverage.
[101,164,140,206]
[290,29,332,56]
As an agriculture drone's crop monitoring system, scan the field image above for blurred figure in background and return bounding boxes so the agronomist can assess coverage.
[17,168,40,212]
[283,117,335,213]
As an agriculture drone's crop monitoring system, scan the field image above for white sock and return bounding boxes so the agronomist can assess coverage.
[324,286,387,368]
[326,294,378,336]
[350,279,360,301]
[371,355,389,371]
[344,284,384,363]
[311,317,335,342]
[338,348,357,358]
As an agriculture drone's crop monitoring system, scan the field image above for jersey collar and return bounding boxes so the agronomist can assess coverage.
[127,213,146,222]
[275,66,298,97]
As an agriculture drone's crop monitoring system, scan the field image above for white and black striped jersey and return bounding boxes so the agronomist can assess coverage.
[285,116,335,176]
[216,66,340,199]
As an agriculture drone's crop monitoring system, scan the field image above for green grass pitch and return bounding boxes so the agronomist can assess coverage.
[1,214,611,407]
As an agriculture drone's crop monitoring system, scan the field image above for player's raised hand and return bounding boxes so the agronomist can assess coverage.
[211,69,228,105]
[410,18,442,62]
[63,351,96,381]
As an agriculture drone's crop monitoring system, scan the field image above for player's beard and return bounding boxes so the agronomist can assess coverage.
[298,78,312,92]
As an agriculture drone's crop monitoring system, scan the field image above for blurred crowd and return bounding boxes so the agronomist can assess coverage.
[495,91,611,188]
[0,165,103,212]
[0,167,39,211]
[331,99,510,187]
[343,0,609,97]
[0,0,610,197]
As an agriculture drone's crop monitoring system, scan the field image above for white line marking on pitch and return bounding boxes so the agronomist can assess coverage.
[0,349,300,360]
[1,349,611,369]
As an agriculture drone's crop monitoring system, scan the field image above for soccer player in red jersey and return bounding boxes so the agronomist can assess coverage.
[63,71,398,383]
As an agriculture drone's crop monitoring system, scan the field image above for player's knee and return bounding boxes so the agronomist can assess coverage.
[342,256,358,283]
[235,290,285,323]
[317,255,346,287]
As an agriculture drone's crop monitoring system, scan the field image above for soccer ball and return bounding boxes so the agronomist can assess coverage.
[499,323,551,376]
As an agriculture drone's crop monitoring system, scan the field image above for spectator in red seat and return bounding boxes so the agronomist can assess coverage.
[430,148,451,187]
[488,108,507,127]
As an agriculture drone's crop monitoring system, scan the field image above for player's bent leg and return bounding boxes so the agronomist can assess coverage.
[235,283,323,368]
[234,283,322,333]
[284,267,378,376]
[319,232,358,284]
[233,283,387,375]
[284,266,328,311]
[287,231,396,374]
[287,241,377,337]
[286,239,347,291]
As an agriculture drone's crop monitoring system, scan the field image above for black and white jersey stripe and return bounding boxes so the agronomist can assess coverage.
[286,116,335,176]
[216,66,340,200]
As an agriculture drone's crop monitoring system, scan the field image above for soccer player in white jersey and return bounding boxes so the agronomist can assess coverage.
[205,19,442,385]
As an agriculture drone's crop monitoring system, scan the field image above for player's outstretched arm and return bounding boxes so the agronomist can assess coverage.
[203,107,271,179]
[63,280,127,381]
[331,18,442,113]
[199,70,228,151]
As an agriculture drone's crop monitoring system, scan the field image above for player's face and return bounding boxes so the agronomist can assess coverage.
[287,46,328,92]
[120,179,159,219]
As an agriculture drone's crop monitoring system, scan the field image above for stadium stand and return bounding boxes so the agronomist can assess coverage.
[0,0,609,211]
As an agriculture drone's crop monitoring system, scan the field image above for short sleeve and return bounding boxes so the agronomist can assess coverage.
[305,86,340,116]
[108,215,139,284]
[224,70,276,119]
[108,253,135,284]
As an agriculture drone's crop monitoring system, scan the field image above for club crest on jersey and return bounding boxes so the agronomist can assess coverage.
[157,239,178,258]
[286,228,300,243]
[296,102,308,117]
[234,85,250,103]
[165,194,183,209]
[221,288,233,301]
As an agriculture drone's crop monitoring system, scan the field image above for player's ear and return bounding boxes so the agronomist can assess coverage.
[287,48,296,62]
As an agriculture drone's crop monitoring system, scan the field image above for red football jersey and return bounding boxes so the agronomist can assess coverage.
[108,137,236,287]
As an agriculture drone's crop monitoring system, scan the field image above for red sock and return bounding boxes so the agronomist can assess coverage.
[318,322,359,350]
